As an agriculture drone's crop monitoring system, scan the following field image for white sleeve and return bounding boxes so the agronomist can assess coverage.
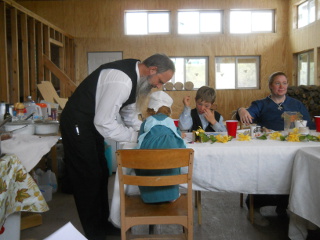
[119,103,142,131]
[211,115,227,132]
[94,69,138,142]
[178,106,193,131]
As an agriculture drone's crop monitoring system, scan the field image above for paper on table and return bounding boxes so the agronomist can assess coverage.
[44,222,87,240]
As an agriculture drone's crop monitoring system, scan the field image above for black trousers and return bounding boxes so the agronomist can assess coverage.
[60,111,110,240]
[246,194,289,212]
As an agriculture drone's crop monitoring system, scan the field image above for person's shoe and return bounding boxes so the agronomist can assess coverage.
[247,209,270,227]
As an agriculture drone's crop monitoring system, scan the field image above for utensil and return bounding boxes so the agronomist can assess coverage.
[0,116,12,128]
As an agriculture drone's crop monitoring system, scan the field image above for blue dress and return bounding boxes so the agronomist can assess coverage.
[245,96,315,131]
[135,113,186,203]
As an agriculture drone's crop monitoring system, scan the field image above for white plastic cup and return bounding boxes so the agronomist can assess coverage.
[294,120,307,128]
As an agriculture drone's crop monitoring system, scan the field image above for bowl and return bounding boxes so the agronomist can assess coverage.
[34,121,59,135]
[4,121,35,135]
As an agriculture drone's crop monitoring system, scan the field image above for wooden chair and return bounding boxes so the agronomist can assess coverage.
[116,149,194,240]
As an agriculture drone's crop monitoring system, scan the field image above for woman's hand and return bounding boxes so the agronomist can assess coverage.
[183,96,191,107]
[238,108,253,125]
[203,108,217,125]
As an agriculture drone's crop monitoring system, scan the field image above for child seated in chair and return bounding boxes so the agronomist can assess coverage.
[179,86,226,132]
[136,90,186,203]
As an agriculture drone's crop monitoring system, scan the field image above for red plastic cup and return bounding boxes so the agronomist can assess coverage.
[226,120,238,138]
[173,119,179,127]
[314,116,320,132]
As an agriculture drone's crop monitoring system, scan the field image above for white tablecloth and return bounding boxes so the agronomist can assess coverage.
[1,134,60,172]
[288,147,320,240]
[109,136,320,228]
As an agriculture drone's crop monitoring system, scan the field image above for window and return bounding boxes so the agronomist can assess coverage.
[178,10,222,34]
[125,11,170,35]
[215,56,260,89]
[297,51,314,85]
[169,57,208,89]
[230,10,274,33]
[298,0,315,28]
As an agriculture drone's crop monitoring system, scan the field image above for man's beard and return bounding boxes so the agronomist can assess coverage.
[136,75,153,111]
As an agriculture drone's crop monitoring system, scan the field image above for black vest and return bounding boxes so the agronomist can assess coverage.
[64,59,139,120]
[191,108,221,132]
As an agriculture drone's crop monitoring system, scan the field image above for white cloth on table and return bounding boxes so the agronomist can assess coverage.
[1,134,60,172]
[288,147,320,240]
[109,138,320,230]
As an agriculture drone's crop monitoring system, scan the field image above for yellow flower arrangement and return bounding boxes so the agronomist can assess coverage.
[269,131,283,140]
[215,134,232,143]
[237,133,251,141]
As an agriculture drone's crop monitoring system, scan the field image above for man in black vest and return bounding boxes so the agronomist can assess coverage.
[60,53,175,240]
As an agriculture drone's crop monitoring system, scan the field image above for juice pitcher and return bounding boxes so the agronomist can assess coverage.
[282,111,302,131]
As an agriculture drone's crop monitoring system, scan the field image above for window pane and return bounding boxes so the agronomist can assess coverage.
[126,12,147,35]
[237,58,258,88]
[170,57,207,89]
[170,58,185,83]
[230,11,251,33]
[216,57,236,89]
[186,58,206,89]
[200,12,221,32]
[252,11,273,32]
[298,2,309,28]
[309,51,314,84]
[178,12,200,34]
[148,12,169,33]
[309,0,315,23]
[298,53,308,85]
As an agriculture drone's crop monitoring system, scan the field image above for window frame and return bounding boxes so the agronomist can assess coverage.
[297,0,316,28]
[124,10,171,35]
[229,9,275,34]
[169,56,209,90]
[215,56,260,90]
[177,10,223,34]
[297,50,314,86]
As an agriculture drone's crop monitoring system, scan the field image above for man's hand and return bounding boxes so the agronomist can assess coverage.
[238,108,253,125]
[183,96,191,107]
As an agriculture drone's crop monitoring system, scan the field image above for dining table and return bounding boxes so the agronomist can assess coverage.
[0,154,49,240]
[288,147,320,240]
[109,130,320,236]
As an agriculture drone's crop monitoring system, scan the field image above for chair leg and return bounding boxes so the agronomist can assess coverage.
[195,191,202,225]
[149,224,156,234]
[240,193,243,208]
[249,194,254,224]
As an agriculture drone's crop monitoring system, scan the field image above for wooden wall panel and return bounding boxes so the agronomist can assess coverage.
[0,2,9,102]
[10,7,19,103]
[15,0,320,119]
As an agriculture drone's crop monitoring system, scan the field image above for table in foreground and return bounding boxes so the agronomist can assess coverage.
[109,137,320,228]
[288,147,320,240]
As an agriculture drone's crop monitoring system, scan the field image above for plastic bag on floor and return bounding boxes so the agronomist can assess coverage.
[35,169,58,193]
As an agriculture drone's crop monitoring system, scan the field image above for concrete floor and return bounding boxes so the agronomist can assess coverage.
[20,174,294,240]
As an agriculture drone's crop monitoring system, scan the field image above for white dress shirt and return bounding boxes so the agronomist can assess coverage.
[94,63,141,142]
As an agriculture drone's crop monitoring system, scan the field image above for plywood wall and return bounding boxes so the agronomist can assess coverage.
[16,0,319,119]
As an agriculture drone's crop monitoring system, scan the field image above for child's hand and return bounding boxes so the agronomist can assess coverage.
[183,96,191,107]
[203,108,217,125]
[181,132,186,138]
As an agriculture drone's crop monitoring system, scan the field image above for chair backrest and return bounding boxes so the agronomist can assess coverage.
[117,149,194,187]
[116,148,194,240]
